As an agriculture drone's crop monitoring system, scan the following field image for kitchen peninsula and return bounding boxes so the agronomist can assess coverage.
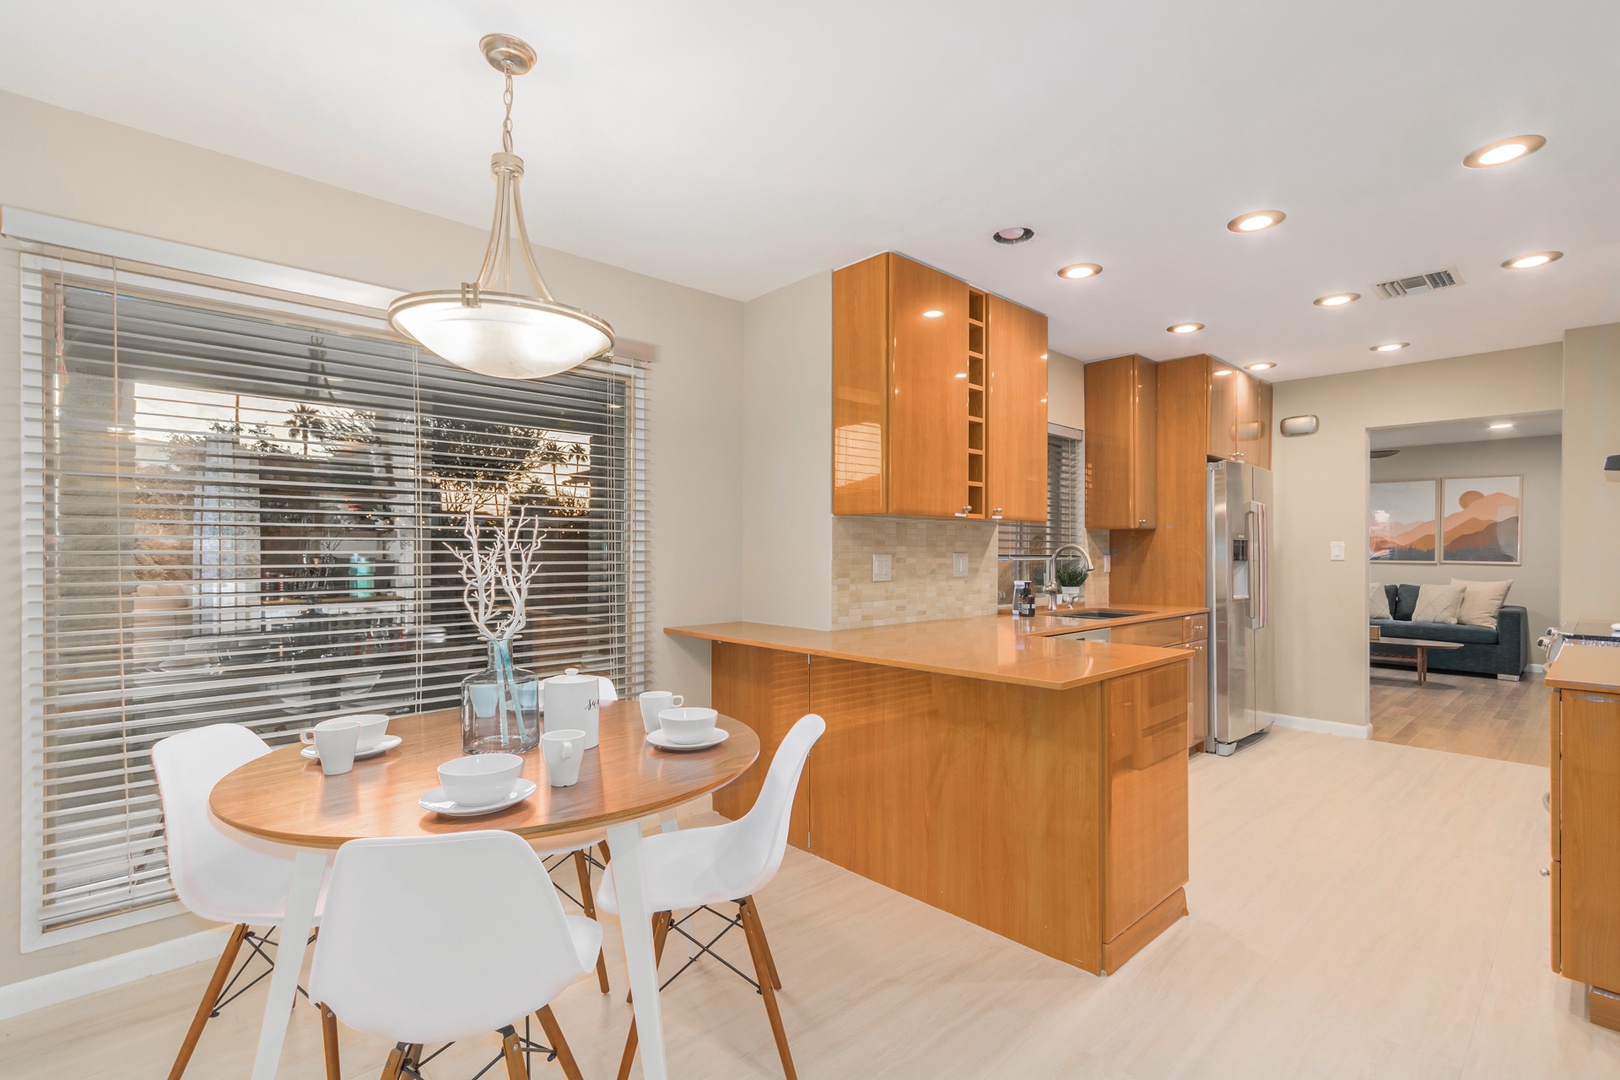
[667,611,1197,974]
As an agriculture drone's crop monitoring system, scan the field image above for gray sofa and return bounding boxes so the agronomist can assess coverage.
[1372,583,1528,679]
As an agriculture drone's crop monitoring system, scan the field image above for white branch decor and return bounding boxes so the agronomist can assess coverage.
[445,506,546,643]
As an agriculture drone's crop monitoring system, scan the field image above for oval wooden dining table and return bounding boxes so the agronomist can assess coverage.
[211,700,758,1080]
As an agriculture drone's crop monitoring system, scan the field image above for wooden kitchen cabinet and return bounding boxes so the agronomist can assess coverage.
[1084,354,1157,529]
[985,295,1049,522]
[1111,613,1209,751]
[833,252,1047,521]
[1208,358,1271,468]
[1547,652,1620,1030]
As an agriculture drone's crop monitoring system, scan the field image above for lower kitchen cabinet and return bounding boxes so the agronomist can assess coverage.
[707,639,1189,974]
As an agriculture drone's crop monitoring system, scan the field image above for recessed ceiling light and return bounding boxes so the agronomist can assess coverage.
[1502,251,1563,270]
[1371,342,1409,352]
[1462,135,1547,169]
[1312,292,1360,307]
[1167,322,1205,334]
[1245,362,1276,371]
[922,309,944,318]
[1489,422,1514,430]
[1227,210,1286,233]
[1058,263,1102,280]
[993,227,1035,245]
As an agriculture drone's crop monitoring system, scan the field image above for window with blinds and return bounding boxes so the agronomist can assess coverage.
[17,243,650,938]
[997,432,1084,603]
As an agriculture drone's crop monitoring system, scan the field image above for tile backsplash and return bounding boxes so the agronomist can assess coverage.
[832,518,999,629]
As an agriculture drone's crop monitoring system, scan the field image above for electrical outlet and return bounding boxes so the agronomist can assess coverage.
[872,553,893,582]
[951,552,968,578]
[1330,541,1345,561]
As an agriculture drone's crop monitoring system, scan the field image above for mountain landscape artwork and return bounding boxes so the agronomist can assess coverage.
[1441,476,1522,563]
[1369,480,1438,562]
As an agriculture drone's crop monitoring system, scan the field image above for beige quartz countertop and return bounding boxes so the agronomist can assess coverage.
[1546,643,1620,694]
[1005,603,1206,638]
[665,611,1198,691]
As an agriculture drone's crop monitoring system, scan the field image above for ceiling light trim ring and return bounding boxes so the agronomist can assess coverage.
[1167,322,1205,334]
[1502,251,1563,270]
[1058,263,1102,280]
[993,227,1036,245]
[1313,292,1360,307]
[1371,342,1410,352]
[1462,134,1547,169]
[1227,210,1286,233]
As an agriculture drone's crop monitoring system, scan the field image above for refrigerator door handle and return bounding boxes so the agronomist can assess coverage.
[1245,501,1266,631]
[1255,500,1269,630]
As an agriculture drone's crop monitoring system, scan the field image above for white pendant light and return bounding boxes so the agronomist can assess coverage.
[390,34,615,380]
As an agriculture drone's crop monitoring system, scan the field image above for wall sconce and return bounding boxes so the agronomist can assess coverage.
[1605,454,1620,471]
[1279,415,1320,437]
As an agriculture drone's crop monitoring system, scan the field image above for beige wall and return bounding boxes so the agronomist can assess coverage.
[1049,349,1084,430]
[1270,343,1563,727]
[1370,436,1561,659]
[736,272,834,630]
[1560,323,1620,621]
[0,91,747,984]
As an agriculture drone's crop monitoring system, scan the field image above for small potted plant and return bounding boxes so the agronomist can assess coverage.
[1055,561,1089,605]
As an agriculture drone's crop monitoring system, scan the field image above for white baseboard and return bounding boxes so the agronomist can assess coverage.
[0,927,227,1022]
[1529,664,1547,674]
[1267,712,1372,740]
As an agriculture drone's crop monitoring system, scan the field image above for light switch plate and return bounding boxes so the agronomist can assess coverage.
[951,552,968,578]
[1330,541,1345,561]
[1102,553,1111,573]
[872,553,893,582]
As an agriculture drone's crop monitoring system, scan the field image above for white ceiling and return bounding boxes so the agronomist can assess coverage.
[2,1,1617,381]
[1369,410,1563,450]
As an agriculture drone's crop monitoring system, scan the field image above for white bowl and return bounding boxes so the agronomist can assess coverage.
[332,712,389,752]
[437,753,524,806]
[659,707,719,746]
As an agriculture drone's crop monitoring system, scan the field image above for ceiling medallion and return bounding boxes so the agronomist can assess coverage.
[389,34,615,380]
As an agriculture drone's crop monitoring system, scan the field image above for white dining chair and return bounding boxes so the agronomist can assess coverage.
[597,712,824,1080]
[309,831,597,1079]
[151,724,329,1080]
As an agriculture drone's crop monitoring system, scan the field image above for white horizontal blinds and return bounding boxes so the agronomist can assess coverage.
[19,243,648,932]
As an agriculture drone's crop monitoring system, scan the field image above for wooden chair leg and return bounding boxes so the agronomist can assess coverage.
[740,897,798,1080]
[742,897,783,991]
[598,839,611,863]
[535,1005,585,1080]
[379,1042,409,1080]
[167,922,250,1080]
[572,850,611,994]
[500,1026,528,1079]
[617,911,672,1080]
[317,1003,341,1080]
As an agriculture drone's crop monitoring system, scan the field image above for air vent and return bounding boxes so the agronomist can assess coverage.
[1373,267,1464,299]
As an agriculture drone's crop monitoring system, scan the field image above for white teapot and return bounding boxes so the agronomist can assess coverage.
[542,668,601,748]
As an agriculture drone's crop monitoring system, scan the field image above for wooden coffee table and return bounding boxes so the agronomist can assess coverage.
[1370,636,1466,685]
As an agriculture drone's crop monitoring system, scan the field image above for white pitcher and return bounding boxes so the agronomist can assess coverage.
[542,667,601,748]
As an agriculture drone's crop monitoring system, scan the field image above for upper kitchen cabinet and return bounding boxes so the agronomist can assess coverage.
[833,252,1048,521]
[985,295,1049,523]
[1085,354,1158,530]
[1208,358,1272,468]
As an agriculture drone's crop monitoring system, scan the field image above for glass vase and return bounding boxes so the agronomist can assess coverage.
[461,638,540,754]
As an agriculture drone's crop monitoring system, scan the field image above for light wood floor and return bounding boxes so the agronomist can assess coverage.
[1370,664,1549,766]
[3,728,1616,1079]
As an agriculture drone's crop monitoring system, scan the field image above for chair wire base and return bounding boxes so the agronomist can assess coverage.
[661,902,761,993]
[391,1015,560,1079]
[210,929,316,1016]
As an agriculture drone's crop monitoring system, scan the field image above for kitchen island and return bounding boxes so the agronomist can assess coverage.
[667,613,1195,974]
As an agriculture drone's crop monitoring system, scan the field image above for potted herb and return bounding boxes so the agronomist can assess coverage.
[1055,561,1089,604]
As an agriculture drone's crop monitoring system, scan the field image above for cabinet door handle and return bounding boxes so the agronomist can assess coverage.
[1138,518,1148,527]
[955,505,972,517]
[992,508,1003,520]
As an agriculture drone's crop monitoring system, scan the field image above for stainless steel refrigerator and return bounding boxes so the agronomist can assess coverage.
[1207,460,1274,755]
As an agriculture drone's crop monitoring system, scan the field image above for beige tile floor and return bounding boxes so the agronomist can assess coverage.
[3,727,1618,1079]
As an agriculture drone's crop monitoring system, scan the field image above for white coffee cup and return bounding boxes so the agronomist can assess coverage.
[542,729,585,788]
[330,713,389,753]
[638,691,685,734]
[659,706,718,746]
[436,753,523,807]
[300,718,361,776]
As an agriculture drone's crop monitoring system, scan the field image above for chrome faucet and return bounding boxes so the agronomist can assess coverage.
[1045,542,1094,610]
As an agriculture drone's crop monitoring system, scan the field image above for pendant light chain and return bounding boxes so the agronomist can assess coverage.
[502,70,515,154]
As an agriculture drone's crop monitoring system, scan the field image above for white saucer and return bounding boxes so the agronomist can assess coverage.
[419,778,537,817]
[300,734,402,762]
[646,728,730,752]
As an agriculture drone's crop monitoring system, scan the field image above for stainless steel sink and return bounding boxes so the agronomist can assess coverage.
[1051,609,1145,620]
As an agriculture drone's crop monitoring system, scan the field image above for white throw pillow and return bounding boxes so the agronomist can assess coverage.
[1451,578,1513,629]
[1412,583,1465,625]
[1368,583,1391,620]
